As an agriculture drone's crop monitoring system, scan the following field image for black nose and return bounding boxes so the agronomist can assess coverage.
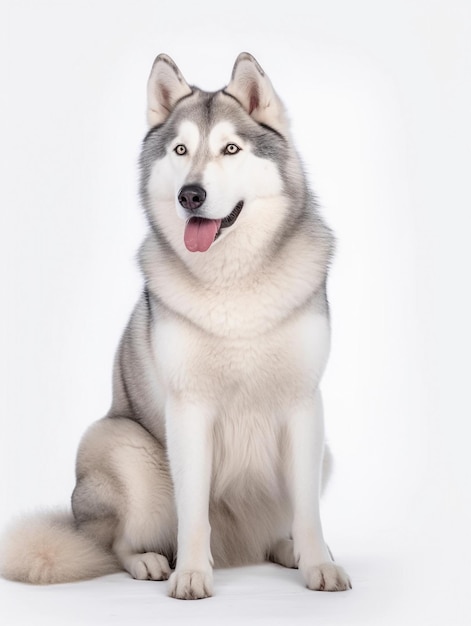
[178,185,206,211]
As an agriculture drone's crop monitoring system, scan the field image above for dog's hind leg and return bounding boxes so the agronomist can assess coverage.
[72,416,177,582]
[269,538,335,569]
[112,538,171,581]
[269,538,298,569]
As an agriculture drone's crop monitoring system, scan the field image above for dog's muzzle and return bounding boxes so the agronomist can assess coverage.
[178,184,207,212]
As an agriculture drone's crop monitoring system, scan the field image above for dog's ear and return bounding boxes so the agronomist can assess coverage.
[225,53,288,134]
[147,54,192,127]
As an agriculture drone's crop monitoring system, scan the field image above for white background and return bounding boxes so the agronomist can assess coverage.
[0,0,470,624]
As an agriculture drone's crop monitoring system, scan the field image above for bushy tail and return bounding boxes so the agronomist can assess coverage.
[0,510,120,584]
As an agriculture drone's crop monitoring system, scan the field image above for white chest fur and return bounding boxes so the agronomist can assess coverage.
[153,307,330,403]
[152,307,329,504]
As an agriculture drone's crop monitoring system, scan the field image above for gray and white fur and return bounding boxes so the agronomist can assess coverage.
[0,53,351,599]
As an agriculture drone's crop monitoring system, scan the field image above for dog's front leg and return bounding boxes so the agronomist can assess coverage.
[166,396,214,600]
[288,390,351,591]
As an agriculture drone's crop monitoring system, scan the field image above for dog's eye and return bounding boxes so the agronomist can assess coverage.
[224,143,241,155]
[174,144,187,156]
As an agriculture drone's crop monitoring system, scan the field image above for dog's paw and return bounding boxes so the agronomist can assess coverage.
[302,562,351,591]
[168,568,213,600]
[127,552,171,581]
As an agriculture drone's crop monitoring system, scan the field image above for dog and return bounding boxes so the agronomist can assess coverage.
[0,52,351,599]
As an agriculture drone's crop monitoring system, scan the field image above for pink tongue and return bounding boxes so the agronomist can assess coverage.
[184,217,222,252]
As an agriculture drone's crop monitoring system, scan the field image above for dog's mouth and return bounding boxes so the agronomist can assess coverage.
[183,201,244,253]
[219,201,244,230]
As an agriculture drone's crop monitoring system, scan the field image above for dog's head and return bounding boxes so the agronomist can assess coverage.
[140,53,302,257]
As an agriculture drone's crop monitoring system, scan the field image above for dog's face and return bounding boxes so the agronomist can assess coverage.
[140,54,301,257]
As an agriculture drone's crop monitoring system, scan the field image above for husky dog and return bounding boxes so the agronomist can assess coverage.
[0,53,351,599]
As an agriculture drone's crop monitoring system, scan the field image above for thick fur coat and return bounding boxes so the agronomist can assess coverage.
[0,53,350,599]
